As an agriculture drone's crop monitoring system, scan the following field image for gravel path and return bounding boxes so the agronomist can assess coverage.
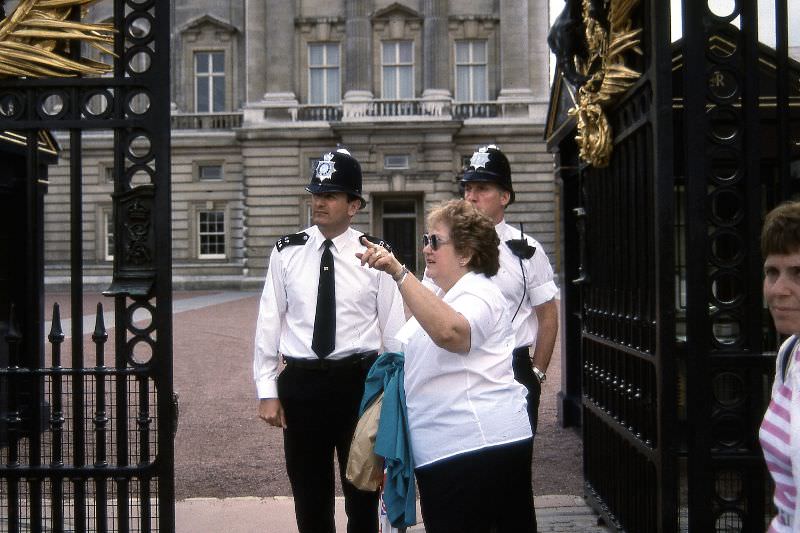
[170,292,584,500]
[43,290,584,500]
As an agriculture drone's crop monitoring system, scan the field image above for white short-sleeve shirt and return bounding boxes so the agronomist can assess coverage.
[494,220,559,349]
[253,226,405,398]
[396,271,532,467]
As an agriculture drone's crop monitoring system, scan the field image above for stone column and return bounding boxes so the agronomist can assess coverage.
[498,0,534,101]
[244,0,298,124]
[244,0,267,103]
[344,0,373,102]
[528,0,551,115]
[265,0,295,96]
[421,0,451,115]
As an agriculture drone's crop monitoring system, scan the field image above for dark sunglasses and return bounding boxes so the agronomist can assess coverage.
[422,233,452,251]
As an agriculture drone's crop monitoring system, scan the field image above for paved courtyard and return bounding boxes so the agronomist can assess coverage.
[44,289,609,532]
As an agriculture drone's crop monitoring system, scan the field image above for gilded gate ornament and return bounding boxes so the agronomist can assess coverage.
[549,0,643,168]
[0,0,114,78]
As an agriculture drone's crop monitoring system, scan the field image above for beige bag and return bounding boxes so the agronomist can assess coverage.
[346,392,384,491]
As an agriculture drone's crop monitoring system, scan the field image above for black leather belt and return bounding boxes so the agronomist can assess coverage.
[512,346,532,359]
[282,352,378,371]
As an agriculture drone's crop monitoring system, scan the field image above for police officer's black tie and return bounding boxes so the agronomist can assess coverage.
[312,239,335,358]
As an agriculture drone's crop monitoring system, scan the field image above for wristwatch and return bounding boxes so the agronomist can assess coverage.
[532,365,546,384]
[392,264,409,285]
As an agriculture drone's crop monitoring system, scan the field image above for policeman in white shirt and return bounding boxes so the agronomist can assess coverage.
[254,148,405,533]
[460,145,559,434]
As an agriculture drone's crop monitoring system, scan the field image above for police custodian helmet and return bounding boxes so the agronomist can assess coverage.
[306,148,367,208]
[460,144,514,205]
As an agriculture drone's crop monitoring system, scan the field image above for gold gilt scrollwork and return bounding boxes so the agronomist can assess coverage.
[568,0,643,168]
[0,0,114,78]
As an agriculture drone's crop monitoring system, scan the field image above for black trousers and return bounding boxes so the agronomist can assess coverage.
[415,439,536,533]
[511,347,542,434]
[511,347,542,533]
[278,362,378,533]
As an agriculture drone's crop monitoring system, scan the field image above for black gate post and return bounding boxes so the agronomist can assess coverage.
[549,0,798,530]
[650,0,679,529]
[0,0,175,531]
[681,1,799,531]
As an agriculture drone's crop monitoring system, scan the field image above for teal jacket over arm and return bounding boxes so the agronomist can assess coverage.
[360,352,416,528]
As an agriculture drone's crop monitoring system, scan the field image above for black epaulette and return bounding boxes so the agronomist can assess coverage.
[505,239,536,260]
[361,234,394,254]
[275,232,309,252]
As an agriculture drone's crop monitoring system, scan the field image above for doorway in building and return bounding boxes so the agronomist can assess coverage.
[374,196,423,274]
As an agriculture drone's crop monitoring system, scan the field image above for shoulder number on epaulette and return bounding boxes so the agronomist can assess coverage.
[276,232,309,252]
[362,234,393,254]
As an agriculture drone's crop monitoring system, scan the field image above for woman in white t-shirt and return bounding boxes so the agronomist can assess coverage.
[358,199,534,533]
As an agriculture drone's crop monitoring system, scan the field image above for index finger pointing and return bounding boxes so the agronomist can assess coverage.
[359,235,378,249]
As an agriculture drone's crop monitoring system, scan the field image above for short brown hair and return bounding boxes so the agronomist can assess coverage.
[762,201,800,258]
[427,199,500,276]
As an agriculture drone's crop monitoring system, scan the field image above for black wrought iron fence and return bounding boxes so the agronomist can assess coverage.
[0,1,174,531]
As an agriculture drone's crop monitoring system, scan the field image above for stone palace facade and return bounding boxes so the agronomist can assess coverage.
[43,0,557,289]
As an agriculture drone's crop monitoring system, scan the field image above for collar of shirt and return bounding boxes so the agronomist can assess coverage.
[496,219,521,241]
[309,225,356,255]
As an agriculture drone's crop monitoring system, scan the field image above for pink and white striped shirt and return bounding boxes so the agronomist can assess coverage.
[761,336,800,532]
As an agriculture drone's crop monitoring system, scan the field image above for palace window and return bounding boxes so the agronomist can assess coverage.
[195,51,225,113]
[455,40,488,102]
[382,41,414,99]
[198,210,226,259]
[198,163,223,181]
[384,154,410,170]
[309,43,341,104]
[102,209,114,261]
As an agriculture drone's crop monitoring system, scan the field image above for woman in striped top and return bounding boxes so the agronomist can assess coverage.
[761,201,800,532]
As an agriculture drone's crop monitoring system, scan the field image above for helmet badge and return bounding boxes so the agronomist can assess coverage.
[470,149,491,170]
[315,152,337,181]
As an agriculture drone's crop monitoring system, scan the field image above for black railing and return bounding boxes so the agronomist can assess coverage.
[171,112,242,130]
[296,105,342,122]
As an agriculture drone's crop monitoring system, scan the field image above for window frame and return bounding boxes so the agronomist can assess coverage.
[195,161,225,182]
[454,39,488,102]
[194,50,226,113]
[308,42,341,105]
[381,40,415,99]
[384,154,410,170]
[197,208,227,260]
[100,207,114,262]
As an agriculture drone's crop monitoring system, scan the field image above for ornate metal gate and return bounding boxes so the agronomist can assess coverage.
[0,1,174,531]
[547,0,799,531]
[680,2,799,531]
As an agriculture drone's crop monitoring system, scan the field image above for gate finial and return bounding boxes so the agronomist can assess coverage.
[0,0,115,78]
[552,0,643,168]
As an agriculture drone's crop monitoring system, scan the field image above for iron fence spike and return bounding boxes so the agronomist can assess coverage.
[48,302,64,343]
[6,302,21,342]
[93,301,107,341]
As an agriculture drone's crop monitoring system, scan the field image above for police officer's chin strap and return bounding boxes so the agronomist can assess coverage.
[506,222,537,322]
